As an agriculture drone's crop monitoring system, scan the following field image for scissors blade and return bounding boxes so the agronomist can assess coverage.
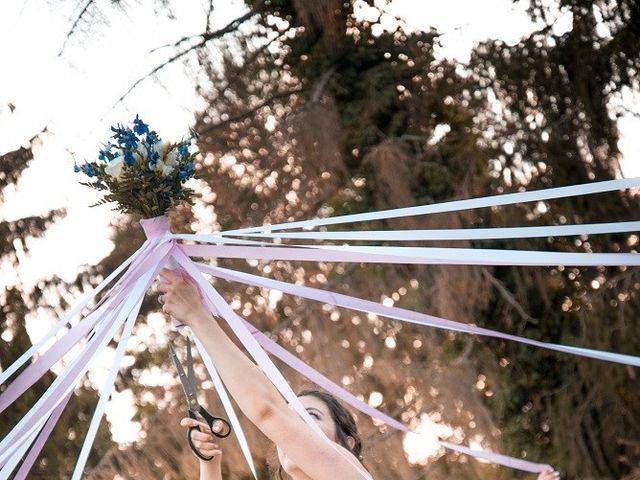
[169,343,199,409]
[185,339,200,408]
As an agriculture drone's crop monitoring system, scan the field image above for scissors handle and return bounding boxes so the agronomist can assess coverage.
[187,426,215,461]
[197,406,232,438]
[186,408,232,462]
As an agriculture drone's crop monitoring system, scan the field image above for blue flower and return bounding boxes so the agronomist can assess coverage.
[178,160,195,179]
[73,163,81,173]
[177,142,190,156]
[149,151,160,166]
[133,115,149,136]
[111,125,139,149]
[145,130,159,146]
[124,150,136,166]
[81,163,96,177]
[98,142,114,161]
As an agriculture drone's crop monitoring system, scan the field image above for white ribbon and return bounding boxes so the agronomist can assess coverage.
[192,335,258,479]
[222,220,640,241]
[0,267,156,468]
[224,177,640,234]
[0,240,151,387]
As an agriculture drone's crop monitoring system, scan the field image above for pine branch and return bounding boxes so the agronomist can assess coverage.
[198,87,304,134]
[58,0,95,56]
[481,267,538,325]
[114,0,267,105]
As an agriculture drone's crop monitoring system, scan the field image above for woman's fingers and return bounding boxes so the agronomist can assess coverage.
[181,417,223,458]
[538,469,560,480]
[197,447,222,458]
[182,418,224,444]
[191,429,218,443]
[159,268,181,282]
[211,420,224,434]
[181,417,204,429]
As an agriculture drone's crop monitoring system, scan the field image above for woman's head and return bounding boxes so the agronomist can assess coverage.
[271,390,363,479]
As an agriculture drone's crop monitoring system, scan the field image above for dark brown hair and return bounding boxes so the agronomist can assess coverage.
[268,390,364,479]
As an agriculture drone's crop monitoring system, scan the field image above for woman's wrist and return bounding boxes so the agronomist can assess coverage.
[188,309,214,331]
[199,454,222,479]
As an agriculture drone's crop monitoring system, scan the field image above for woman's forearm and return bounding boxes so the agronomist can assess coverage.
[189,310,285,426]
[200,457,222,480]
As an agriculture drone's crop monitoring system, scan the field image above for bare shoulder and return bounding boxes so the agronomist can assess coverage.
[260,401,372,480]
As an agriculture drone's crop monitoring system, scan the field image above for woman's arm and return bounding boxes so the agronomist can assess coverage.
[158,269,369,480]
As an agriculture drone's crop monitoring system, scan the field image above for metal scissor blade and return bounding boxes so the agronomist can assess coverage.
[169,343,199,409]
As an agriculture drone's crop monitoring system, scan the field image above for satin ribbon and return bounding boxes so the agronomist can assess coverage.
[219,220,640,242]
[182,243,640,266]
[242,319,553,473]
[224,177,640,234]
[197,264,640,367]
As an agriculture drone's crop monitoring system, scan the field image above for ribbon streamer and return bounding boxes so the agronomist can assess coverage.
[220,220,640,242]
[182,243,640,266]
[199,264,640,367]
[225,177,640,234]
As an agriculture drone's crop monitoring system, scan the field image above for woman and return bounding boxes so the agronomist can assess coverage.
[158,268,560,480]
[158,268,370,480]
[183,390,363,480]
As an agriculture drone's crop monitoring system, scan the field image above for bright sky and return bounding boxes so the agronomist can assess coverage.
[1,0,638,462]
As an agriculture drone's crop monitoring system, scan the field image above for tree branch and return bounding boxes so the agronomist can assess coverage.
[481,268,538,325]
[198,87,304,135]
[114,0,267,105]
[205,0,215,33]
[58,0,95,56]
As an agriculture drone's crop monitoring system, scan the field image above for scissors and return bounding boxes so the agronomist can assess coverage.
[169,338,232,461]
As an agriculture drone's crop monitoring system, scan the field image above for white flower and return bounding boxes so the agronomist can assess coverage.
[164,148,179,167]
[153,140,170,157]
[104,156,125,179]
[159,163,175,177]
[136,143,147,158]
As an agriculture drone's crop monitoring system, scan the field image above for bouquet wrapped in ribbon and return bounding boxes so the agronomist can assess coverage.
[75,115,198,218]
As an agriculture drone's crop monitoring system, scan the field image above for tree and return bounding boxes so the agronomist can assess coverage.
[0,113,112,477]
[468,1,640,477]
[10,0,639,478]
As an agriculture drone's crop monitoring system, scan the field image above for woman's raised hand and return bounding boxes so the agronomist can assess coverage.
[157,268,210,328]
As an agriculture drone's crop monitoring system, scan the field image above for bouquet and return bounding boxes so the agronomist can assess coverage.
[75,115,198,218]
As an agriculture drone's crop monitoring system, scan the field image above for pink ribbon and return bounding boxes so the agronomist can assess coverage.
[243,318,552,473]
[197,264,640,367]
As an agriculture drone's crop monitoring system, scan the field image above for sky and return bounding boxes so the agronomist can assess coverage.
[1,0,639,463]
